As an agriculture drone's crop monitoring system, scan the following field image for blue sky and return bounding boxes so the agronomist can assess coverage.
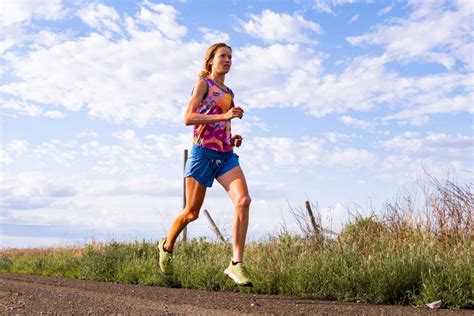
[1,0,473,248]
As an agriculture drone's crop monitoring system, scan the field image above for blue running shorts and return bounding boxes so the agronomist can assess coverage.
[184,145,240,187]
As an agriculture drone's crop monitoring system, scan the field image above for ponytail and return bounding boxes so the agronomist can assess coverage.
[199,70,211,79]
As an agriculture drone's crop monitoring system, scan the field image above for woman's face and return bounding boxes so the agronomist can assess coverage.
[211,46,232,74]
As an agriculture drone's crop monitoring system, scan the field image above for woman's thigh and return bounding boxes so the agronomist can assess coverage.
[185,176,207,212]
[216,166,249,203]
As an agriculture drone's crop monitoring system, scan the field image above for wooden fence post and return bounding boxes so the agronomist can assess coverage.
[203,209,226,243]
[305,200,319,235]
[182,149,188,242]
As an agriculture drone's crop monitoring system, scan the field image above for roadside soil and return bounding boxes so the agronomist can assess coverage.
[0,272,470,315]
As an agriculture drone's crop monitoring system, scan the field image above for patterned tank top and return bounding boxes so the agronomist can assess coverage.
[193,78,234,152]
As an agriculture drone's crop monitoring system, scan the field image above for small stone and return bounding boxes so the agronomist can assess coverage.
[426,300,442,309]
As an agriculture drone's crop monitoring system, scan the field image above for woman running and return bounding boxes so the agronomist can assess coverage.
[158,43,253,287]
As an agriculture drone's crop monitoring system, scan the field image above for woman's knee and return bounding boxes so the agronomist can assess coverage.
[182,207,200,222]
[235,195,251,208]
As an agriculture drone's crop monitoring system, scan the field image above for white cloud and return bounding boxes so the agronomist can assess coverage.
[0,0,65,26]
[136,2,187,40]
[381,132,474,158]
[27,131,191,176]
[349,14,359,24]
[327,148,377,169]
[0,98,65,119]
[3,1,469,129]
[77,130,100,139]
[340,115,373,129]
[1,11,206,126]
[0,148,12,165]
[43,110,65,119]
[34,139,77,166]
[313,0,335,15]
[346,0,473,70]
[1,99,43,117]
[233,44,470,122]
[146,133,191,159]
[27,30,73,50]
[112,129,159,163]
[377,5,393,16]
[377,156,469,184]
[0,171,78,210]
[313,0,371,15]
[199,28,230,44]
[7,140,28,155]
[232,43,326,111]
[0,0,66,53]
[0,169,295,245]
[77,2,122,35]
[238,136,377,172]
[377,131,473,183]
[383,91,474,123]
[239,10,322,44]
[0,140,28,164]
[326,132,354,144]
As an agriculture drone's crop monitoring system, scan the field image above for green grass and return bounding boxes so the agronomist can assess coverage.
[1,231,471,309]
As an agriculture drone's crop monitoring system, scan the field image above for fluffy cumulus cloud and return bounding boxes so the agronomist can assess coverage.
[1,2,205,127]
[231,44,330,113]
[135,1,187,40]
[0,171,184,240]
[27,129,191,176]
[0,0,66,53]
[0,140,29,165]
[346,0,474,71]
[239,10,323,44]
[77,2,122,35]
[0,0,64,26]
[238,136,378,173]
[7,140,28,155]
[0,171,78,210]
[2,1,471,127]
[336,1,473,124]
[340,115,374,129]
[0,99,66,119]
[376,131,473,183]
[381,132,474,158]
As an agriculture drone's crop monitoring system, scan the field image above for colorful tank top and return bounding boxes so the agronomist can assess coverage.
[193,78,234,152]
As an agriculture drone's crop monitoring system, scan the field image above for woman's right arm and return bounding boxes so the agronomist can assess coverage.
[184,79,244,126]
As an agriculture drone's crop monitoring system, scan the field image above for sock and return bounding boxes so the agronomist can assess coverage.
[232,261,242,265]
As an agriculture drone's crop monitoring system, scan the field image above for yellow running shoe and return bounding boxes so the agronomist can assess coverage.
[224,261,253,287]
[158,238,173,275]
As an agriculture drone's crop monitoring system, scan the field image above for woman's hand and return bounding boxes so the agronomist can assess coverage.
[225,106,244,120]
[231,134,243,147]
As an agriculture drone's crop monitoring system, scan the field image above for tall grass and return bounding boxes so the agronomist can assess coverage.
[1,174,472,309]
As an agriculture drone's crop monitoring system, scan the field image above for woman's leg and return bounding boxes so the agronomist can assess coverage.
[164,177,207,251]
[217,166,251,262]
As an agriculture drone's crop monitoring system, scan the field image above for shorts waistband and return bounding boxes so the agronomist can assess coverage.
[190,145,234,159]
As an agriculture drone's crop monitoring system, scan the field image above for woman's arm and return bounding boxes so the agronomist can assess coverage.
[184,79,244,126]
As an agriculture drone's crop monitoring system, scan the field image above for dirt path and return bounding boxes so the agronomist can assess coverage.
[0,273,469,315]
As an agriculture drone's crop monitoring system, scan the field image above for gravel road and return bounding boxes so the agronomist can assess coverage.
[0,272,470,315]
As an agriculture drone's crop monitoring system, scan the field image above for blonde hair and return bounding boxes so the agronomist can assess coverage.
[199,43,232,79]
